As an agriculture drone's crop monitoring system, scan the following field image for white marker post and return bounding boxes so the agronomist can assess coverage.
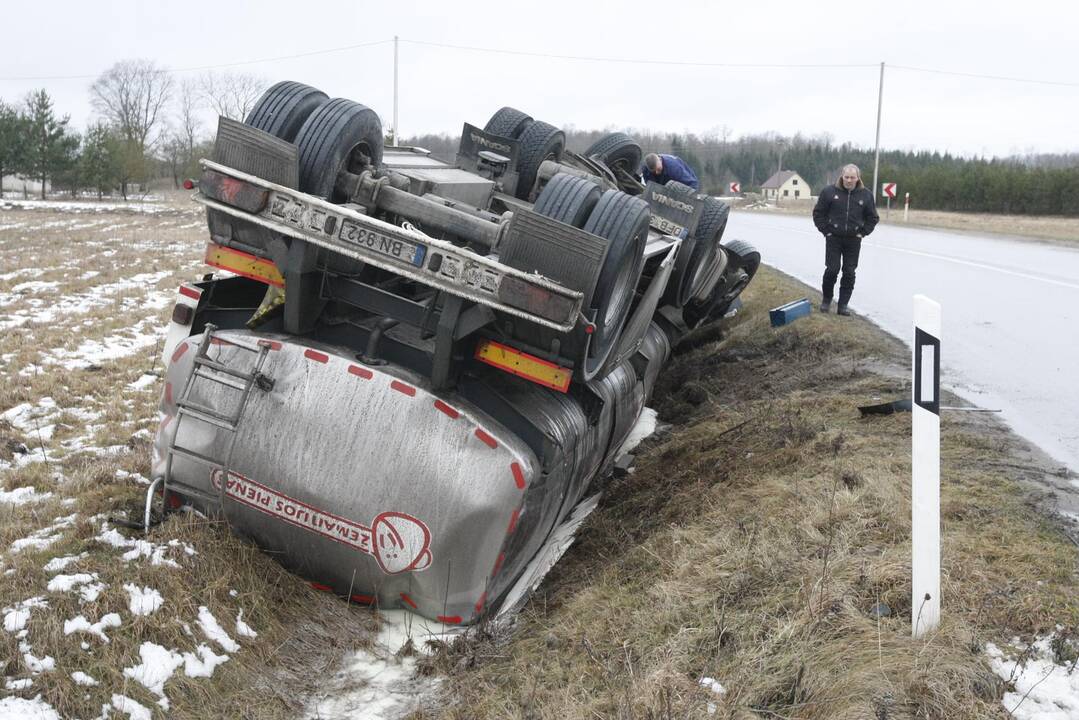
[912,295,941,638]
[904,192,910,222]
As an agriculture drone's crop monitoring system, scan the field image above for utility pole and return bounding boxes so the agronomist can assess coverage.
[872,61,884,201]
[392,36,401,146]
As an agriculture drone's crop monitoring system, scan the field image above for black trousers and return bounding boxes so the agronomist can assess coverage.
[822,235,862,305]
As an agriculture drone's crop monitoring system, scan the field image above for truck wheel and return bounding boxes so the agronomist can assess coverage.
[514,121,565,200]
[244,81,329,143]
[684,239,760,327]
[533,173,601,229]
[686,197,731,302]
[584,132,642,177]
[484,107,533,140]
[582,190,649,357]
[294,98,383,202]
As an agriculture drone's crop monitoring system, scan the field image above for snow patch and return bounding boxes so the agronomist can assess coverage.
[127,374,158,391]
[0,696,60,720]
[235,609,258,638]
[197,606,240,652]
[182,644,230,678]
[123,584,164,616]
[44,553,88,573]
[46,572,103,602]
[0,486,52,505]
[123,642,183,710]
[71,671,99,686]
[63,613,122,643]
[986,635,1079,719]
[111,693,153,720]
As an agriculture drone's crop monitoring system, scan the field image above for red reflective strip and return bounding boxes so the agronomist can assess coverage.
[507,509,520,534]
[178,285,201,300]
[164,382,173,406]
[171,343,189,363]
[475,429,497,449]
[434,400,459,418]
[210,337,228,346]
[390,380,416,397]
[511,462,526,489]
[348,365,373,380]
[304,349,328,364]
[474,592,486,614]
[437,615,462,624]
[259,339,282,351]
[351,594,376,605]
[310,582,333,592]
[400,592,418,609]
[491,553,505,577]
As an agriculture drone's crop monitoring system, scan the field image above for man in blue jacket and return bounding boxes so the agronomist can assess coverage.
[812,164,879,316]
[641,153,700,191]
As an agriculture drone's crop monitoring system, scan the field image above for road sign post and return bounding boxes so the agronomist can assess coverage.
[912,295,941,638]
[729,181,741,194]
[882,182,897,221]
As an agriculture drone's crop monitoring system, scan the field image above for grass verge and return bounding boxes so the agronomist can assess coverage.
[418,266,1079,719]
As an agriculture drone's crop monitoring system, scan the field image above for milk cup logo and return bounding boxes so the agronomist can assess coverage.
[211,470,433,574]
[469,132,511,154]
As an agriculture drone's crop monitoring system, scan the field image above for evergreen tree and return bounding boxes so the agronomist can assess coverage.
[0,100,29,197]
[80,123,117,199]
[23,89,75,200]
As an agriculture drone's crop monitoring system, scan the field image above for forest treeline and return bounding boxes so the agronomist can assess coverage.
[2,62,1077,216]
[404,127,1079,216]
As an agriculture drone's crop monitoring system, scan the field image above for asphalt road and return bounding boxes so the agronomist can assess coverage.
[729,211,1079,474]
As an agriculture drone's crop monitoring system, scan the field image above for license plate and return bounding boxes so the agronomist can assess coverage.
[338,220,427,267]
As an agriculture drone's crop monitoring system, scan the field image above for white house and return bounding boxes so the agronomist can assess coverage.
[760,170,810,201]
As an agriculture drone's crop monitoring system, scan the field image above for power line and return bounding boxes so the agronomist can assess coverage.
[399,38,876,69]
[890,63,1079,88]
[0,39,393,82]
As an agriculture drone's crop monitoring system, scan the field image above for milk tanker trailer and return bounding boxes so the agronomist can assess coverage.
[146,81,760,625]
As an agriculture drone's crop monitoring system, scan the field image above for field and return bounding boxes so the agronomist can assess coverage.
[2,197,1078,719]
[730,197,1079,246]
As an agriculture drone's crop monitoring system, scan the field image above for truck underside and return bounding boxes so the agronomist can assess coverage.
[149,81,761,624]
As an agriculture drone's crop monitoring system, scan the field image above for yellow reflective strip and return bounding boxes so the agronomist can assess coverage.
[205,244,284,287]
[475,340,571,393]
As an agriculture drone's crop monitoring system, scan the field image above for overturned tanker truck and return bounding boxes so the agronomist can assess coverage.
[148,81,760,625]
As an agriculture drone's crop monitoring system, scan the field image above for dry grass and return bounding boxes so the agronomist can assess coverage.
[5,199,1078,719]
[732,199,1079,245]
[417,268,1079,719]
[1,199,379,718]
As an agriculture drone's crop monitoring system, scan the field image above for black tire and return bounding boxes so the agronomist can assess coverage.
[244,81,329,143]
[666,179,698,194]
[686,197,731,302]
[661,195,728,308]
[514,121,565,200]
[584,132,642,176]
[684,239,760,327]
[533,173,602,229]
[582,190,649,356]
[484,107,533,140]
[294,98,383,202]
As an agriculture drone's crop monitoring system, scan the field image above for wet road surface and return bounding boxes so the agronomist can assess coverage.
[730,211,1079,473]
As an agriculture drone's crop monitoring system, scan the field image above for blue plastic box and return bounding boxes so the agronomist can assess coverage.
[769,298,812,327]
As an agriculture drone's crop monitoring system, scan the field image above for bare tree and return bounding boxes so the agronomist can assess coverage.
[200,71,267,122]
[89,59,174,153]
[162,80,204,189]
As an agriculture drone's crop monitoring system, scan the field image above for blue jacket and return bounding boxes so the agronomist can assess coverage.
[642,154,699,191]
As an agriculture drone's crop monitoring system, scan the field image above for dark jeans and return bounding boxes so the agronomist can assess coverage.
[822,235,862,306]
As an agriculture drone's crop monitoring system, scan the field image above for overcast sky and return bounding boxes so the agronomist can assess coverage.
[2,0,1076,158]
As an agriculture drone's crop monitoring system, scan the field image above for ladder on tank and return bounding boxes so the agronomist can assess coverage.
[144,324,275,530]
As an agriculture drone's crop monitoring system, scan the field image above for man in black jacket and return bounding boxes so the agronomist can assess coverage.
[812,164,879,315]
